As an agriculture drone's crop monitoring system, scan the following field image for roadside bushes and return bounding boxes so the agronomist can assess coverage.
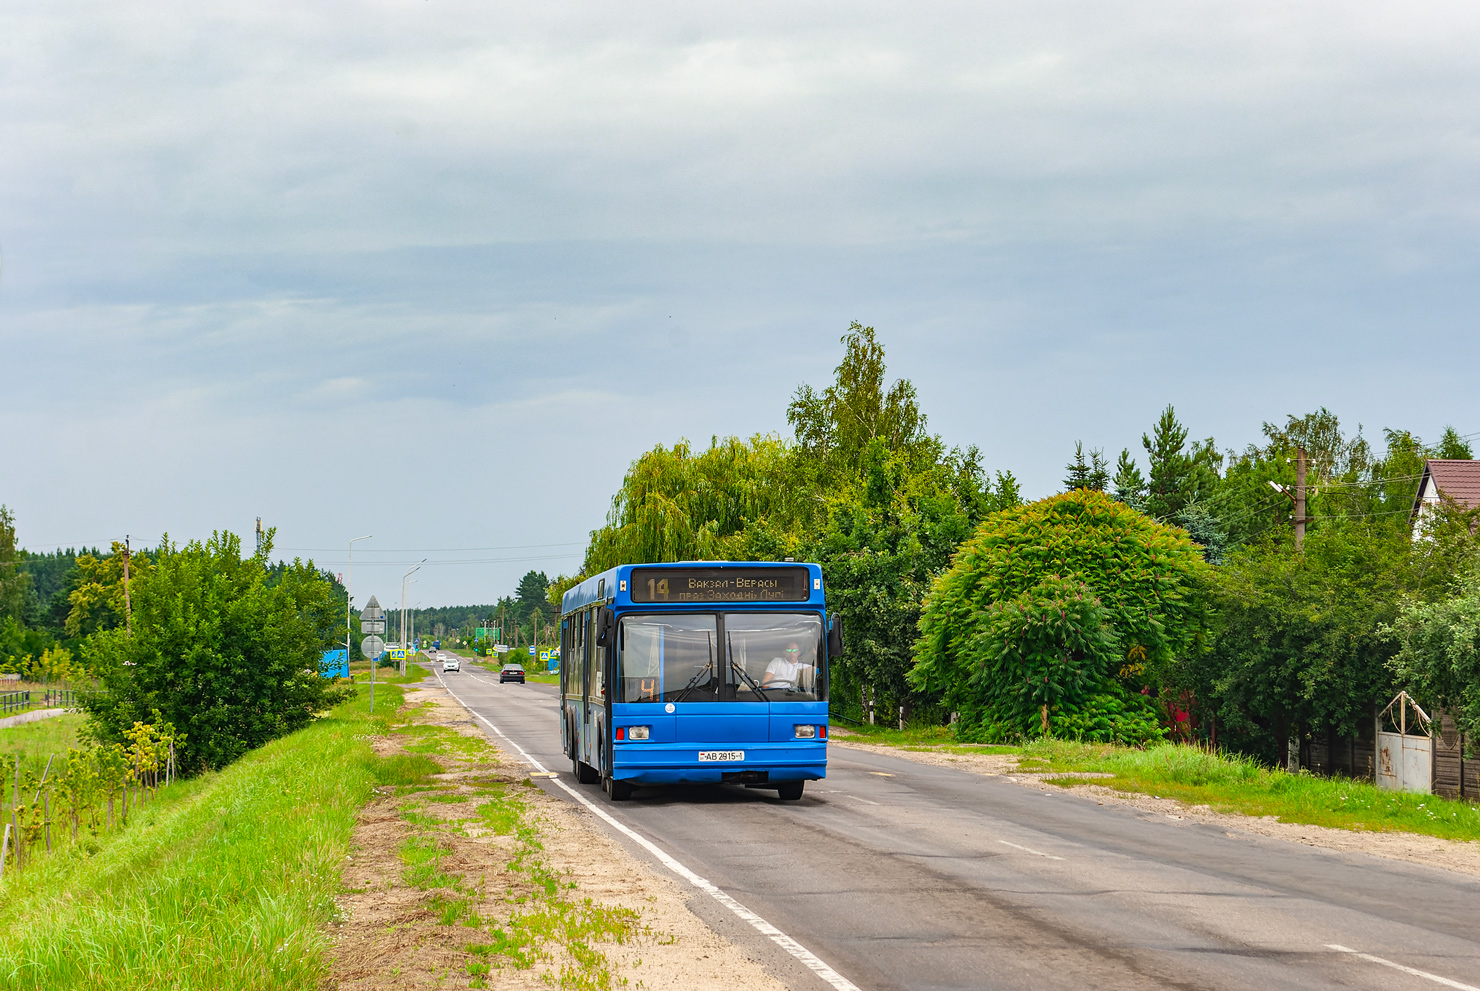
[911,490,1210,743]
[1386,567,1480,743]
[82,531,350,774]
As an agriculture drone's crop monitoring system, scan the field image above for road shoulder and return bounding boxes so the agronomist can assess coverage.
[327,682,791,991]
[832,737,1480,879]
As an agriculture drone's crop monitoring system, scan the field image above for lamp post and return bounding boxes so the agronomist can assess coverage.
[347,535,371,674]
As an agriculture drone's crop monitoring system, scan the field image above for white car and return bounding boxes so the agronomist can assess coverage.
[443,656,460,672]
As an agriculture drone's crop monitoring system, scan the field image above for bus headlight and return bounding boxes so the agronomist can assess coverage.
[628,725,651,741]
[794,724,817,739]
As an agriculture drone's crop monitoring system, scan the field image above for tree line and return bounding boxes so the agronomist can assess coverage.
[563,323,1480,760]
[1,517,351,775]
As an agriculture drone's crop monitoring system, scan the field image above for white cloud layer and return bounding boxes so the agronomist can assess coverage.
[3,0,1479,603]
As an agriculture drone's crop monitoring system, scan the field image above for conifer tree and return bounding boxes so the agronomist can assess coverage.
[1112,449,1146,506]
[1063,442,1108,491]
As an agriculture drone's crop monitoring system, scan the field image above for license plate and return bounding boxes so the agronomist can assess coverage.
[697,750,744,762]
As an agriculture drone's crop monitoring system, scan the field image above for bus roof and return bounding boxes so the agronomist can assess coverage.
[560,561,825,614]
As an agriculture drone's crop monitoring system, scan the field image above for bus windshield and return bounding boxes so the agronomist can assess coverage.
[724,613,824,701]
[617,612,824,703]
[618,614,718,702]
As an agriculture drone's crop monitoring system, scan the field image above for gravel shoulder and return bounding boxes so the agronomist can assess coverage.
[327,683,790,991]
[833,737,1480,879]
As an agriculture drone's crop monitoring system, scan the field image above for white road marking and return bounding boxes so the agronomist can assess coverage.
[998,840,1065,861]
[847,795,882,806]
[435,674,863,991]
[1326,945,1480,991]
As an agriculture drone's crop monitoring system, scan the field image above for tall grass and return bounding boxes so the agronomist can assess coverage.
[0,684,405,991]
[0,712,86,759]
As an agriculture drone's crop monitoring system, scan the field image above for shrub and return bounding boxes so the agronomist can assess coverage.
[911,489,1210,741]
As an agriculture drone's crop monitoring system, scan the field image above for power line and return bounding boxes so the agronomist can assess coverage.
[280,541,585,553]
[314,553,583,568]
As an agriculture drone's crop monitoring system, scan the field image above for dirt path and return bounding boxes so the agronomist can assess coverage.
[325,684,791,991]
[833,737,1480,879]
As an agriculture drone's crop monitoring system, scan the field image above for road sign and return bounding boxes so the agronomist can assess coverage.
[361,635,385,658]
[320,649,349,678]
[360,596,386,635]
[529,645,536,656]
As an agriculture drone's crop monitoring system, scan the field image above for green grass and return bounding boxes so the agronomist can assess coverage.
[833,723,1018,754]
[1013,739,1480,842]
[0,683,408,991]
[375,751,444,787]
[846,730,1480,846]
[0,712,87,759]
[389,721,645,990]
[848,728,1480,843]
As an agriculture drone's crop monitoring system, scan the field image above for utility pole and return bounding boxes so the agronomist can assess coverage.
[1267,447,1312,556]
[1294,446,1308,555]
[255,517,265,557]
[122,535,132,636]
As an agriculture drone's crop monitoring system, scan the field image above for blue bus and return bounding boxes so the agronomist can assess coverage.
[560,562,842,802]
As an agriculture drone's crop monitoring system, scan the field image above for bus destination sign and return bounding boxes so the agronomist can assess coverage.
[630,567,810,603]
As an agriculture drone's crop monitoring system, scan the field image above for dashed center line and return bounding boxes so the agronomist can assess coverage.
[1326,945,1480,990]
[998,840,1065,861]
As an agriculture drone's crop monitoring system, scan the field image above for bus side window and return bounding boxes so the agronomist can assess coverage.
[559,618,569,694]
[590,609,605,697]
[580,606,592,698]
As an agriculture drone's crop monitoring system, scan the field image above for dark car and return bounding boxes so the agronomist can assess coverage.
[499,663,526,684]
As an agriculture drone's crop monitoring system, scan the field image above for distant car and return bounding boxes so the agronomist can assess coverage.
[499,663,525,684]
[443,656,460,672]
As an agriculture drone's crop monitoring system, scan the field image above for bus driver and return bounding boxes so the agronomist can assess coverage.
[761,641,812,691]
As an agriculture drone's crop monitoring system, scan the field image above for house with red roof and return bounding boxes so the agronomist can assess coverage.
[1410,458,1480,537]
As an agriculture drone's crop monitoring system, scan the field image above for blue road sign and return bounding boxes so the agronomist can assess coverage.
[320,649,349,678]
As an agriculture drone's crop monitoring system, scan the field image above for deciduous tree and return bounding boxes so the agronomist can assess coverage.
[912,489,1210,742]
[82,529,349,774]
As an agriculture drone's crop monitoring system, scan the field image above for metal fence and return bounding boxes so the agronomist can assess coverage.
[0,689,79,715]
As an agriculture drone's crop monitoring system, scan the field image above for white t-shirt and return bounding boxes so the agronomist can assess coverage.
[763,656,805,688]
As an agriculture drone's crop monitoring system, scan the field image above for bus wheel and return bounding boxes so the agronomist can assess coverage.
[776,781,804,801]
[606,775,634,801]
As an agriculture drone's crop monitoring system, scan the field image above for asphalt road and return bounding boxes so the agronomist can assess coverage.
[431,661,1480,991]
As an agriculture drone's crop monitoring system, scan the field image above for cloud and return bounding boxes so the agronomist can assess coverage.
[4,0,1480,602]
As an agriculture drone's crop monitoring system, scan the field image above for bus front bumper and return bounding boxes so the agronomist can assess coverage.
[611,741,826,785]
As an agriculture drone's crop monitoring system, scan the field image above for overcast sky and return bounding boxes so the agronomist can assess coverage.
[4,0,1479,607]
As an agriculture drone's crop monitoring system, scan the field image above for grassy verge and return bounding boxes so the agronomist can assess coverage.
[383,704,646,989]
[0,683,406,991]
[836,728,1480,842]
[1023,740,1480,842]
[833,722,1017,753]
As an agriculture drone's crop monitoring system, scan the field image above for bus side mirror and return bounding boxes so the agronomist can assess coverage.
[827,613,844,658]
[595,607,616,648]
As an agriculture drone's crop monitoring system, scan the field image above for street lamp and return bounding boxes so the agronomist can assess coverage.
[347,535,371,671]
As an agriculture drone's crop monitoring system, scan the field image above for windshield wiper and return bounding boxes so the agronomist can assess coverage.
[728,632,769,701]
[672,632,715,703]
